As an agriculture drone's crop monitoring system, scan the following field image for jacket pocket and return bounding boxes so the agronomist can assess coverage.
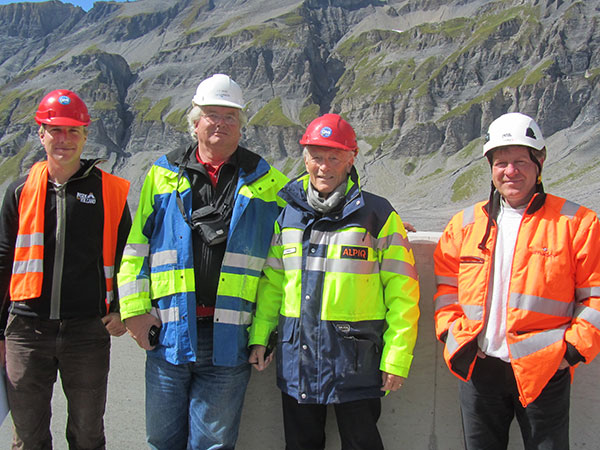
[331,321,382,387]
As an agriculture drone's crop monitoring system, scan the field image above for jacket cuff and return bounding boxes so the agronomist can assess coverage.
[564,342,585,366]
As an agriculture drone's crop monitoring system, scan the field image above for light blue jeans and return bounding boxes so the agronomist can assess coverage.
[145,323,251,450]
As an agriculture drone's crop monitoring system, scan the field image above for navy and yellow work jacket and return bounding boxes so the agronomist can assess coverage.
[249,169,420,404]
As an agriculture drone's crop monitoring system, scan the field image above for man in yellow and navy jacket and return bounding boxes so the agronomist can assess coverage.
[117,74,288,449]
[434,112,600,450]
[249,114,420,450]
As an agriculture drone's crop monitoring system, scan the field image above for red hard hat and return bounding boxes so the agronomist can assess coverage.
[299,113,358,151]
[35,89,91,126]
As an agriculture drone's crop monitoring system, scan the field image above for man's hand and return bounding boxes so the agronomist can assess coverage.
[124,313,162,350]
[249,344,274,371]
[404,222,417,232]
[381,372,406,392]
[102,312,127,337]
[558,358,571,370]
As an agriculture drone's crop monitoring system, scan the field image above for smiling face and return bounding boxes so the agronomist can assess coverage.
[491,145,543,208]
[304,145,355,197]
[39,124,87,170]
[194,105,241,161]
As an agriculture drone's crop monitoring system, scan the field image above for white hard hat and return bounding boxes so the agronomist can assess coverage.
[192,74,245,109]
[483,112,545,157]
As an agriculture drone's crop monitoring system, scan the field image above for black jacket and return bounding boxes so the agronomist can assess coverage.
[0,159,131,336]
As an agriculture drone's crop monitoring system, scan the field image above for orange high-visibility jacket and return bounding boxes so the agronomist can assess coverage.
[434,192,600,406]
[10,161,129,310]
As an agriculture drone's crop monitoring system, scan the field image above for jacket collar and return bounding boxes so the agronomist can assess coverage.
[280,166,362,219]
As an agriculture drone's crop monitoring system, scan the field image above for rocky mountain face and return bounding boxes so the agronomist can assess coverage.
[0,0,599,229]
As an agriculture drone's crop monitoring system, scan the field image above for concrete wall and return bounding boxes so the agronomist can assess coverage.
[1,233,598,449]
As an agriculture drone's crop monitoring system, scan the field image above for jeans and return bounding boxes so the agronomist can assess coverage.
[281,392,383,450]
[459,355,570,450]
[145,322,251,450]
[5,314,110,450]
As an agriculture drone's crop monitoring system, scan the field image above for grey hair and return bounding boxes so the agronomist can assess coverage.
[186,105,247,140]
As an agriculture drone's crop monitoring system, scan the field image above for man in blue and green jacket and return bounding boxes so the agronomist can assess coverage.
[117,74,288,449]
[249,114,420,450]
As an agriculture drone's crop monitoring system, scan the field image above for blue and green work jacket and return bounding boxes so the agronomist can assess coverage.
[118,145,288,366]
[249,169,420,403]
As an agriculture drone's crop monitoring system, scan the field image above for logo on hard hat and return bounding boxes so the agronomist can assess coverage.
[320,127,332,138]
[58,95,71,105]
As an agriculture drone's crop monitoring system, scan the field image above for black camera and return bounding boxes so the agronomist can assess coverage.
[148,325,161,346]
[190,205,228,246]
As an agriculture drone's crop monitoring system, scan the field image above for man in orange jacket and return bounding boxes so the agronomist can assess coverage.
[0,90,131,449]
[434,112,600,450]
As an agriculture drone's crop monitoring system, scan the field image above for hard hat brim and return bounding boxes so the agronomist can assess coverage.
[35,117,90,126]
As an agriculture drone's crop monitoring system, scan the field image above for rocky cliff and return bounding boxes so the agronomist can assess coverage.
[0,0,599,229]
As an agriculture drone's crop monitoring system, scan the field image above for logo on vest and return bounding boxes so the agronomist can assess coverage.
[340,246,368,260]
[77,192,97,205]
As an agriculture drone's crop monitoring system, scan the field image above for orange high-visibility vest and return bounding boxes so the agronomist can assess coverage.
[434,193,600,406]
[10,161,129,311]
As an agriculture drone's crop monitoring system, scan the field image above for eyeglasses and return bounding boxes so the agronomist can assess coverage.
[200,113,239,126]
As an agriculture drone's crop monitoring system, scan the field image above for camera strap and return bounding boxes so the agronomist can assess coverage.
[175,146,197,230]
[174,146,236,231]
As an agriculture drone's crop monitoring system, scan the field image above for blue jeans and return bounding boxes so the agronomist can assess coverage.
[145,323,251,450]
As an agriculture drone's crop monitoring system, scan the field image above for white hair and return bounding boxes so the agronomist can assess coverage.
[186,105,247,140]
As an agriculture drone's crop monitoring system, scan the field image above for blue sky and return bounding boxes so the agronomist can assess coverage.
[0,1,130,11]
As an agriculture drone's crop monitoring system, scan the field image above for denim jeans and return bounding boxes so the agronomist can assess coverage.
[5,314,110,450]
[145,322,251,450]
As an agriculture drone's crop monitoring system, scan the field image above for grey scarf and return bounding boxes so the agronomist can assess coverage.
[306,179,347,214]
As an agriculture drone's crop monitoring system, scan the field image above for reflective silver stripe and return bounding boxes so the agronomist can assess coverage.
[149,250,177,267]
[574,304,600,330]
[462,206,475,227]
[436,275,458,287]
[106,290,114,304]
[309,230,332,246]
[446,321,460,355]
[265,255,284,271]
[435,293,458,312]
[312,230,375,248]
[281,256,302,271]
[157,307,180,324]
[462,304,484,321]
[509,293,574,318]
[15,232,44,248]
[104,265,114,279]
[575,286,600,302]
[12,259,43,274]
[281,229,303,246]
[223,252,265,272]
[509,326,567,360]
[214,308,253,325]
[306,256,376,275]
[119,278,150,298]
[375,232,410,252]
[381,259,418,280]
[124,243,150,258]
[560,200,580,219]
